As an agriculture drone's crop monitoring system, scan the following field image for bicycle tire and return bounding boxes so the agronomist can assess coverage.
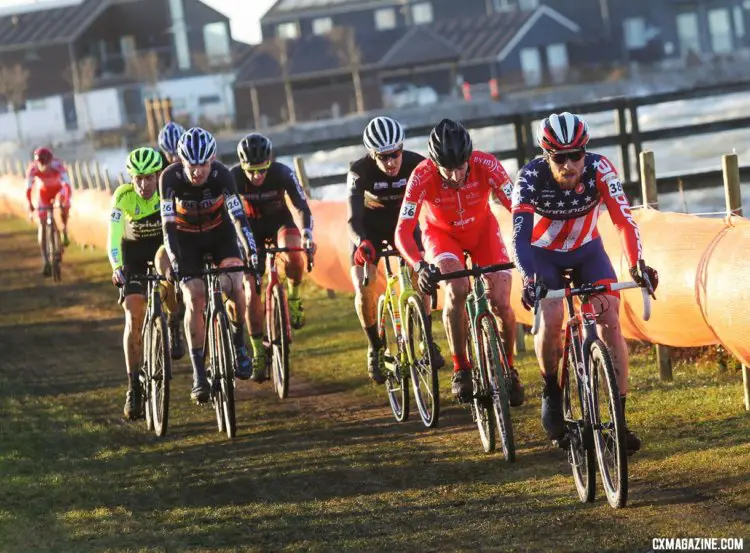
[214,309,237,439]
[204,311,225,433]
[46,222,62,283]
[589,339,628,508]
[142,365,153,432]
[149,311,171,437]
[562,342,595,502]
[479,315,515,462]
[270,284,290,400]
[378,295,409,422]
[468,319,495,453]
[405,295,439,428]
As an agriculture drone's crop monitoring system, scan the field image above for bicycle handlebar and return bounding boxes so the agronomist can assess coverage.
[361,248,401,287]
[531,280,652,335]
[178,265,249,279]
[265,246,315,273]
[428,262,516,310]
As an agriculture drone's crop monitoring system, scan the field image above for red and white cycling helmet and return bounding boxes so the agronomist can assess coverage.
[34,147,53,164]
[537,112,590,152]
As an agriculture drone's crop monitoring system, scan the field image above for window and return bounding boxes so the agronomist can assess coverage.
[120,35,135,59]
[277,21,299,39]
[546,43,568,83]
[412,2,433,25]
[493,0,512,11]
[204,22,231,63]
[520,47,542,86]
[312,17,333,35]
[375,8,396,30]
[677,12,701,56]
[198,95,221,105]
[708,8,733,53]
[734,6,745,38]
[26,99,46,110]
[518,0,539,10]
[623,17,647,49]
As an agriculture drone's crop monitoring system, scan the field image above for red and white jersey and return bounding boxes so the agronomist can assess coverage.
[26,159,71,207]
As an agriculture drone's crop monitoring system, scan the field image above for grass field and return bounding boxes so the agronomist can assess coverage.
[0,216,747,553]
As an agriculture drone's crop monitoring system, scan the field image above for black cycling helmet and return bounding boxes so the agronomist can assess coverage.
[428,118,472,169]
[238,133,272,166]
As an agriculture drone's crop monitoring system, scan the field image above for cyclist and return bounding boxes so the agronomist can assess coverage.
[510,112,659,452]
[395,118,524,405]
[230,133,314,382]
[108,147,183,420]
[157,121,185,167]
[26,147,72,276]
[348,115,443,384]
[160,127,258,403]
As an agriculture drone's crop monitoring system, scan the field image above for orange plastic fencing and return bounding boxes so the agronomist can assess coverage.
[3,175,748,365]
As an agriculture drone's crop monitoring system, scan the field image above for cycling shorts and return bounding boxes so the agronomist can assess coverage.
[531,237,618,297]
[423,214,510,269]
[176,220,241,277]
[120,238,162,299]
[250,210,300,275]
[349,225,423,265]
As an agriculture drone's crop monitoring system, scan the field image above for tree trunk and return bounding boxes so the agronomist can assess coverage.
[13,109,23,145]
[284,79,296,124]
[352,69,364,113]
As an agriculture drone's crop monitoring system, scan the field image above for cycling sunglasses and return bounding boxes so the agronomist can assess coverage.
[548,149,586,164]
[374,148,403,161]
[241,160,272,173]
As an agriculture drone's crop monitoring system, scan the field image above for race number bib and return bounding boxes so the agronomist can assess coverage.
[400,201,417,219]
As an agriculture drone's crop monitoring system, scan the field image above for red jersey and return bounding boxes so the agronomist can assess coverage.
[26,159,71,208]
[395,151,512,267]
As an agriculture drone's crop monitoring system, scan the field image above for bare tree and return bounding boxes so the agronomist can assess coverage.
[63,57,97,138]
[259,37,296,124]
[0,64,30,144]
[328,26,365,114]
[192,51,237,130]
[126,51,161,97]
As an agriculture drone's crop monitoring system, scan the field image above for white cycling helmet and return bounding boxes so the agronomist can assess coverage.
[363,116,405,153]
[178,127,217,165]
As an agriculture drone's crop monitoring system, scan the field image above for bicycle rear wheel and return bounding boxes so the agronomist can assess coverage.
[589,339,627,508]
[270,284,290,400]
[46,222,62,283]
[562,342,595,502]
[405,296,439,428]
[479,315,515,462]
[149,311,171,437]
[378,295,409,422]
[209,309,237,438]
[468,323,495,453]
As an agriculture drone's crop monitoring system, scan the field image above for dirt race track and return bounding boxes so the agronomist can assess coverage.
[0,216,747,553]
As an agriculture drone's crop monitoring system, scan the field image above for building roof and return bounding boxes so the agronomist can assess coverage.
[0,0,114,51]
[239,6,580,85]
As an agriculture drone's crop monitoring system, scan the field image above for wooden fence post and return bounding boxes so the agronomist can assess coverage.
[74,161,84,189]
[629,101,642,183]
[722,153,749,410]
[615,102,631,185]
[83,162,94,190]
[93,161,103,190]
[640,150,673,381]
[145,98,157,145]
[292,156,311,199]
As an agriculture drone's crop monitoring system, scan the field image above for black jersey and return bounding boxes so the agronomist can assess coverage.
[347,150,424,245]
[230,161,313,231]
[159,161,255,267]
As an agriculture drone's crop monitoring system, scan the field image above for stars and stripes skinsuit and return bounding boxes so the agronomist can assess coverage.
[510,153,642,293]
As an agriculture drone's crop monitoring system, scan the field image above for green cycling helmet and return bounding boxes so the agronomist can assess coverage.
[126,147,163,176]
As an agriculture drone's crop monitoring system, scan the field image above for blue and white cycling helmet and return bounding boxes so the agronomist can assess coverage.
[158,121,185,156]
[178,127,217,165]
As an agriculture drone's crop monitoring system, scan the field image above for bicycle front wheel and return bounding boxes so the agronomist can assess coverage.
[468,321,495,453]
[211,309,237,439]
[479,315,515,463]
[589,339,627,508]
[270,284,290,400]
[405,296,439,428]
[46,222,62,283]
[562,342,595,502]
[149,311,171,437]
[378,295,409,422]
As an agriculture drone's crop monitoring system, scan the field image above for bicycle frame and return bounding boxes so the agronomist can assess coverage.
[262,244,313,345]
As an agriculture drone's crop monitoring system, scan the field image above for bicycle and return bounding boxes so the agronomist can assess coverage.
[127,263,172,437]
[431,259,517,461]
[531,274,652,508]
[182,258,249,439]
[363,246,439,428]
[260,241,314,400]
[37,205,63,282]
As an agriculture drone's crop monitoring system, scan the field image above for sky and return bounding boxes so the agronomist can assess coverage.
[0,0,278,44]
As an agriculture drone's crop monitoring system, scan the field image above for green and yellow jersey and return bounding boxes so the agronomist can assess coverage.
[107,183,162,270]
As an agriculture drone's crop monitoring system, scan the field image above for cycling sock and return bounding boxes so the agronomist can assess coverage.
[231,321,246,348]
[364,324,381,350]
[250,334,264,358]
[288,279,301,300]
[127,372,137,390]
[190,348,206,382]
[452,353,470,372]
[542,372,559,392]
